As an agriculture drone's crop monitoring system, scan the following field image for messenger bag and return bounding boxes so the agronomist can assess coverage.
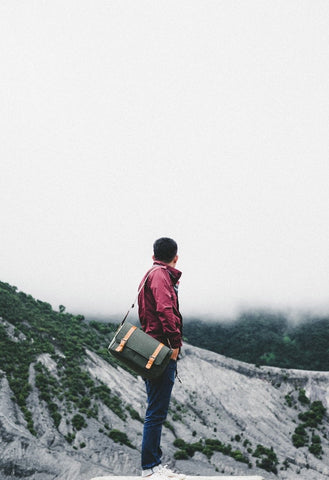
[108,267,173,379]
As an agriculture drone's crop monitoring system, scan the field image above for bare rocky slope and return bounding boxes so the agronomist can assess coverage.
[1,322,329,479]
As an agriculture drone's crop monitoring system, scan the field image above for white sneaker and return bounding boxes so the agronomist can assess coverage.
[155,464,187,480]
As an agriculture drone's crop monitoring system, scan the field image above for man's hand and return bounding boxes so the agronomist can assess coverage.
[171,348,179,360]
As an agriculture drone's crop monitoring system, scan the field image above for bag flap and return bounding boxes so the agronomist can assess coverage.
[111,322,171,366]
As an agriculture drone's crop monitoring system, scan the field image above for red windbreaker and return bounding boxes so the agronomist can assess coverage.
[138,261,183,349]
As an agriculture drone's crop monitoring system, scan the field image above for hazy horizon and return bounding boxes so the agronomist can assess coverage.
[2,0,329,320]
[3,275,328,325]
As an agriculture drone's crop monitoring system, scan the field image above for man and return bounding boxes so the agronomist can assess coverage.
[138,238,186,480]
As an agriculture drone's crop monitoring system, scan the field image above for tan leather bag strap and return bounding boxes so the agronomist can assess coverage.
[115,325,137,352]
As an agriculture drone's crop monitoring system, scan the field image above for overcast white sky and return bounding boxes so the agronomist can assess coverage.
[1,0,329,320]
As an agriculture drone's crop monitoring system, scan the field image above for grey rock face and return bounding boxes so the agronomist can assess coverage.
[1,341,329,479]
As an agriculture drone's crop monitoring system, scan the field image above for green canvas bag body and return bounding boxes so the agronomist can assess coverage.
[108,267,173,379]
[108,321,172,379]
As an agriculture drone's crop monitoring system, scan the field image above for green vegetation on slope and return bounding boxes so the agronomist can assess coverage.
[0,280,132,440]
[292,392,326,457]
[1,279,328,469]
[184,312,329,371]
[173,437,280,474]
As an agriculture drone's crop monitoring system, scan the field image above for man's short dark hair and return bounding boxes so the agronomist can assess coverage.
[153,237,178,263]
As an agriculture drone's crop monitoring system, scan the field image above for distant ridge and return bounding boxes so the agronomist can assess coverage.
[1,280,329,479]
[184,312,329,371]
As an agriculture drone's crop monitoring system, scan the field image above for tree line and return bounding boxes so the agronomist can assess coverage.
[183,311,329,371]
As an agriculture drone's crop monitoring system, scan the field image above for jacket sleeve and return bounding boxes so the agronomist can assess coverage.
[149,269,182,348]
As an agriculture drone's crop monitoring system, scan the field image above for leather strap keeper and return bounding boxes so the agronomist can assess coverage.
[145,343,165,369]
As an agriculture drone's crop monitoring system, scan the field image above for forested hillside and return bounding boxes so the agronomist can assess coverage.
[2,280,329,480]
[184,311,329,371]
[0,280,124,437]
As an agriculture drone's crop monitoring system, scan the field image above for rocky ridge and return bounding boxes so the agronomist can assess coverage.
[1,317,329,479]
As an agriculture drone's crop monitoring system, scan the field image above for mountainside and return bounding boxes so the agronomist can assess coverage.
[183,313,329,371]
[1,282,329,479]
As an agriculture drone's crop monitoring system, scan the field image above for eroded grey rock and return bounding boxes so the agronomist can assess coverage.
[1,339,329,479]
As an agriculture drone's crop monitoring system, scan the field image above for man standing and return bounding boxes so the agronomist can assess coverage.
[138,238,186,480]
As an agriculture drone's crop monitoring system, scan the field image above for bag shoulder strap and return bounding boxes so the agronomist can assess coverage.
[120,266,165,326]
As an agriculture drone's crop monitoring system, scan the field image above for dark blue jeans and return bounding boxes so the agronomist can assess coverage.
[141,359,176,470]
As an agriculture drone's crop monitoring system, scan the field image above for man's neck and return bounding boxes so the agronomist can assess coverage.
[167,259,177,268]
[154,259,177,269]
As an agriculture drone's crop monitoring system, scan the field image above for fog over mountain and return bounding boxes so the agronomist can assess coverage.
[1,0,329,319]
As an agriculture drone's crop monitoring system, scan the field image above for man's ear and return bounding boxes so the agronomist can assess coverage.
[152,255,155,261]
